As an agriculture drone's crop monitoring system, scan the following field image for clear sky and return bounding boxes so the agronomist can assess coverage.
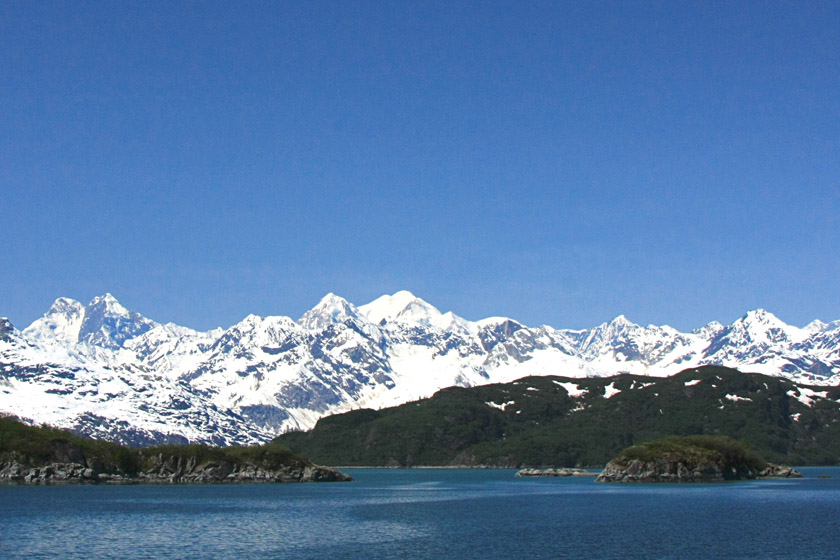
[2,1,839,332]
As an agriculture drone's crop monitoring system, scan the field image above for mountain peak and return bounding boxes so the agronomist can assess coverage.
[724,309,806,346]
[594,315,639,333]
[693,320,725,339]
[298,293,359,330]
[50,296,83,309]
[736,309,795,332]
[610,314,633,326]
[76,295,156,349]
[742,308,774,321]
[804,319,828,333]
[317,292,350,306]
[24,293,147,348]
[391,289,418,300]
[43,297,85,321]
[23,297,86,345]
[359,291,443,326]
[87,293,130,317]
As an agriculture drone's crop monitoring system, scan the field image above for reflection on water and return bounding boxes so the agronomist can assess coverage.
[1,468,839,559]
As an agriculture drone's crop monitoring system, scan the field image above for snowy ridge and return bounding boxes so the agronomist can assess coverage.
[2,292,840,445]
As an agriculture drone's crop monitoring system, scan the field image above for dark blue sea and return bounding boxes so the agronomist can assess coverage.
[2,467,839,559]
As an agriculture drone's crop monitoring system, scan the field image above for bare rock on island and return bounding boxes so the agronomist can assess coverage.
[515,468,597,477]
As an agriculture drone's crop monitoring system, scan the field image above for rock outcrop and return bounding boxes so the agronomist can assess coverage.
[515,467,596,477]
[756,464,802,479]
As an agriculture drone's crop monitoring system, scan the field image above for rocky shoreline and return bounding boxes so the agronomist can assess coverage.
[595,458,801,483]
[0,455,351,485]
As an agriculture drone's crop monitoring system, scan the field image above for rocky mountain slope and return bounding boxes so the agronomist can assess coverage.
[2,292,840,445]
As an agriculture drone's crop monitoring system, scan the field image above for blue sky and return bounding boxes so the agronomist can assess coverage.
[2,1,839,332]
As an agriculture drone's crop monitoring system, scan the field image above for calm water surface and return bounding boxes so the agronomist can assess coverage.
[1,467,839,559]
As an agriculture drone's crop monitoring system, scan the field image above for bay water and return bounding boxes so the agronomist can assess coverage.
[1,467,838,559]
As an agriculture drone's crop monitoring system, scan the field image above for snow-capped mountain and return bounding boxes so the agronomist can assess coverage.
[2,292,840,446]
[24,293,156,350]
[2,312,269,446]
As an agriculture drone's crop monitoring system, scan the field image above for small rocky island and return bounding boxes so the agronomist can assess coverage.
[515,467,596,477]
[0,415,351,485]
[595,435,802,483]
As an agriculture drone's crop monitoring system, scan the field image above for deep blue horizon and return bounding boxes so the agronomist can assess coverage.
[3,1,839,332]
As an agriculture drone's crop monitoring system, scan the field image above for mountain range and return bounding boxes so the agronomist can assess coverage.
[2,291,839,445]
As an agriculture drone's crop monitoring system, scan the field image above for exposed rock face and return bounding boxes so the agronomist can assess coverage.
[0,318,15,342]
[515,468,596,477]
[0,461,102,484]
[596,457,802,483]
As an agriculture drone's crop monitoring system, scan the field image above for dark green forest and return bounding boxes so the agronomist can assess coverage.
[275,366,840,467]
